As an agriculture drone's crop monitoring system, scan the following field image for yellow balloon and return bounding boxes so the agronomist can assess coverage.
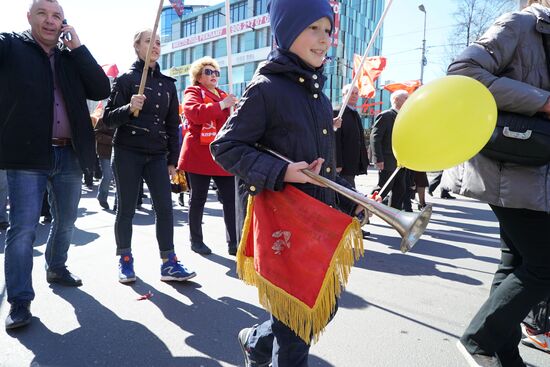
[392,75,497,171]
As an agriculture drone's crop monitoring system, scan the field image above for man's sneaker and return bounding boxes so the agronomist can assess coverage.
[161,253,196,282]
[46,268,82,287]
[191,242,212,255]
[119,253,136,283]
[238,326,271,367]
[456,340,501,367]
[5,302,32,330]
[521,323,550,353]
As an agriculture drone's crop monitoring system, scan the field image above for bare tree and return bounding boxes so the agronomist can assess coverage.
[441,0,517,70]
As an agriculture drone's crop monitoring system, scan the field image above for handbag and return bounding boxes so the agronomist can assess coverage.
[480,111,550,166]
[479,32,550,166]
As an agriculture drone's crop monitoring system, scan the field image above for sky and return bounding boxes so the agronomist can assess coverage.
[0,1,516,84]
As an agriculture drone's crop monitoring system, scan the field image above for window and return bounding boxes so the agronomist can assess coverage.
[230,1,247,22]
[213,39,226,58]
[203,42,213,57]
[181,18,197,38]
[161,8,178,42]
[203,11,220,31]
[255,27,271,48]
[254,0,268,15]
[231,34,245,53]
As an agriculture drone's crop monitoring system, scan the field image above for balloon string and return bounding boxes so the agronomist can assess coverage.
[377,166,402,198]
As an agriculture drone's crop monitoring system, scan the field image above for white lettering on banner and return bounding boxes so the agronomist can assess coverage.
[329,0,340,47]
[166,14,270,52]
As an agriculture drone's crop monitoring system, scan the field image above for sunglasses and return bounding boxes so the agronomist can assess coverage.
[203,69,220,77]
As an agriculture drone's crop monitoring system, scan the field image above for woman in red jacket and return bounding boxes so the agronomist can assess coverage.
[178,57,238,255]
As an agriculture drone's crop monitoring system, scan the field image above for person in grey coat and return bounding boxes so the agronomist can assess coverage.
[442,1,550,366]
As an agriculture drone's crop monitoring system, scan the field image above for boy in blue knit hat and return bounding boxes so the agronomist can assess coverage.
[211,0,357,366]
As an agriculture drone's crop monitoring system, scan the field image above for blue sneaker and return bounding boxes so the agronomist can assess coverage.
[119,253,136,283]
[161,253,196,282]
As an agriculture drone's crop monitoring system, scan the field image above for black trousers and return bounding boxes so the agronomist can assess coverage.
[461,205,550,367]
[112,147,174,257]
[377,168,406,210]
[187,173,236,247]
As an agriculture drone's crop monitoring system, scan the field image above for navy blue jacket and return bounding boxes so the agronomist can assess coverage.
[103,60,180,166]
[0,31,110,172]
[334,106,369,176]
[211,48,355,230]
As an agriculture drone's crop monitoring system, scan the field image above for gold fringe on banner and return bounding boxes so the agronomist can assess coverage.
[236,195,364,344]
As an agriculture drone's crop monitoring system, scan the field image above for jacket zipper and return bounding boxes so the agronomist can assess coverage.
[126,124,150,132]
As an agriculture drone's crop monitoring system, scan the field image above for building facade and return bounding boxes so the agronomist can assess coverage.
[160,0,384,127]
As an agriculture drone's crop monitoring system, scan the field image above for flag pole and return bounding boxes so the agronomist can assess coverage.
[133,0,165,117]
[224,0,234,96]
[336,0,394,121]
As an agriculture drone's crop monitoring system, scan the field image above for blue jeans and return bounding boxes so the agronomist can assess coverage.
[4,147,82,304]
[97,158,113,203]
[0,169,7,223]
[112,147,174,257]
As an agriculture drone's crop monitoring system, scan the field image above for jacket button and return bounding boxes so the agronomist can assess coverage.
[249,185,257,192]
[312,74,318,80]
[314,83,319,89]
[157,92,161,96]
[299,77,305,83]
[322,129,328,135]
[313,94,319,99]
[159,82,163,86]
[156,104,159,108]
[131,131,136,135]
[326,167,331,173]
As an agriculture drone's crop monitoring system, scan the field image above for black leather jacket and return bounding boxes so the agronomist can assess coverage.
[103,60,180,166]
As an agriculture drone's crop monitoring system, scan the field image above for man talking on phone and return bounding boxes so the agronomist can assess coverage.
[0,0,110,330]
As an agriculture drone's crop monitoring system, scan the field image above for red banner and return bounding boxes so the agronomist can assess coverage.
[353,55,387,98]
[383,80,422,94]
[236,185,363,344]
[169,0,185,18]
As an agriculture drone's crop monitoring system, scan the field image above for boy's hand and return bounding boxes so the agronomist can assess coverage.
[283,158,325,185]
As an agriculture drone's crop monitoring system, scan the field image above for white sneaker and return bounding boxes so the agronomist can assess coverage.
[520,323,550,353]
[456,340,501,367]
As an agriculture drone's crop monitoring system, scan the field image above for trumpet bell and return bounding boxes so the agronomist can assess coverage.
[398,204,432,253]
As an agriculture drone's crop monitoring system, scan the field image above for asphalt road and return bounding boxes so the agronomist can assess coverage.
[0,169,548,367]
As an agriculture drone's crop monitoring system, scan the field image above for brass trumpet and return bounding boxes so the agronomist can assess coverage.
[259,146,432,253]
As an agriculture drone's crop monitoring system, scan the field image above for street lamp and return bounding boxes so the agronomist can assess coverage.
[418,4,427,84]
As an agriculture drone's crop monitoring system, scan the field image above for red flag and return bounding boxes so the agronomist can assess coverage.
[383,80,422,94]
[101,64,119,78]
[236,185,363,344]
[353,55,387,98]
[169,0,185,18]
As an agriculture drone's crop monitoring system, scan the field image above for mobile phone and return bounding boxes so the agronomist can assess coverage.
[61,19,71,41]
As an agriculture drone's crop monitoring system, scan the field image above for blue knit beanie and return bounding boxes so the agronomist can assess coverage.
[268,0,334,50]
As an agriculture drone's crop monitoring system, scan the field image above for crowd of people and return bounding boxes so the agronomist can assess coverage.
[1,0,550,366]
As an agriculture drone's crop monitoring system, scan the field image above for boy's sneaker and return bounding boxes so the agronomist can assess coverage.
[456,340,501,367]
[521,323,550,353]
[238,326,271,367]
[161,253,196,282]
[119,253,136,283]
